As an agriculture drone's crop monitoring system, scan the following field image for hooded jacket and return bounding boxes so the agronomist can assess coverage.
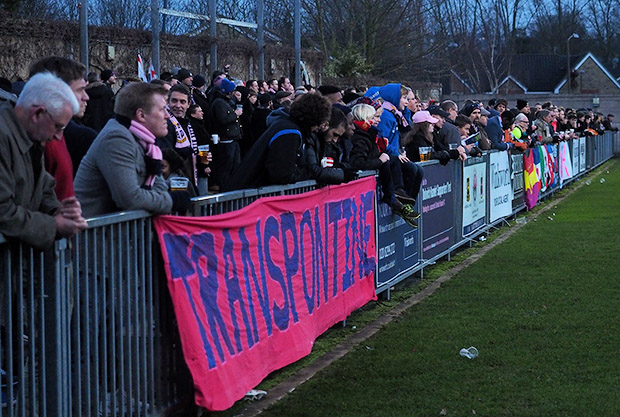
[376,83,403,156]
[224,108,308,190]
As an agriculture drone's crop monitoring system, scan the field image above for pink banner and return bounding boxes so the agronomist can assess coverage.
[153,177,378,411]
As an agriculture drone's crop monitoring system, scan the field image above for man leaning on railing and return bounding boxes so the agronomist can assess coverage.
[0,72,88,249]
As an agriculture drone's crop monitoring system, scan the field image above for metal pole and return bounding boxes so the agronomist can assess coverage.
[79,0,89,73]
[294,0,301,87]
[257,0,264,80]
[151,0,160,76]
[567,39,570,95]
[209,0,217,76]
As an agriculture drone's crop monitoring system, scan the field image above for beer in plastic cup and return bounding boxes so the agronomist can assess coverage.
[211,134,219,144]
[169,177,189,191]
[198,145,210,164]
[419,147,432,162]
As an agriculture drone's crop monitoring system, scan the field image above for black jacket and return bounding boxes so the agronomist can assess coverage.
[303,133,346,184]
[210,92,242,141]
[224,109,309,190]
[349,125,383,171]
[82,82,114,132]
[405,131,458,165]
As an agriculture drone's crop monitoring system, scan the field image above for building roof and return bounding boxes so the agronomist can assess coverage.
[451,52,619,94]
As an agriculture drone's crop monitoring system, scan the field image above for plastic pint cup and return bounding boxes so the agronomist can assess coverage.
[211,134,219,145]
[169,177,189,191]
[419,147,432,162]
[198,145,210,164]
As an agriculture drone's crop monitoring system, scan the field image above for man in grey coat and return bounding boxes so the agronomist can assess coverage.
[0,72,88,249]
[75,82,190,218]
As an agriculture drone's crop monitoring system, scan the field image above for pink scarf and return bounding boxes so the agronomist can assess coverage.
[381,101,409,128]
[129,120,162,188]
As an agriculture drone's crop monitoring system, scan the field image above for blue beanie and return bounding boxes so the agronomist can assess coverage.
[220,78,236,94]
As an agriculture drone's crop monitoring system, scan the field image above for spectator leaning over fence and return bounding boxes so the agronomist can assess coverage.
[75,83,190,217]
[485,107,514,151]
[377,83,424,206]
[224,93,331,191]
[534,110,556,143]
[0,72,87,249]
[508,113,532,151]
[602,114,618,131]
[349,102,419,227]
[29,56,97,195]
[428,105,468,161]
[402,111,465,165]
[303,108,355,185]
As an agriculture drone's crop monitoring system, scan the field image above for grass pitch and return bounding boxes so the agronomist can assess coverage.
[255,161,620,417]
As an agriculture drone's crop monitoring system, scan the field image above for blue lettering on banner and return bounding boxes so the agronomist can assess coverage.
[280,213,300,324]
[238,227,262,344]
[328,201,342,297]
[264,216,290,331]
[299,210,316,314]
[222,229,254,353]
[160,191,376,369]
[163,233,219,369]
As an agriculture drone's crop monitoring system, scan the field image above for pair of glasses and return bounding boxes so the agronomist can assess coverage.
[37,106,67,133]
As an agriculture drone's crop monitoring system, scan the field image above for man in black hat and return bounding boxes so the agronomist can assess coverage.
[273,90,293,109]
[249,94,272,143]
[101,69,117,92]
[428,104,461,149]
[176,68,193,87]
[317,85,343,104]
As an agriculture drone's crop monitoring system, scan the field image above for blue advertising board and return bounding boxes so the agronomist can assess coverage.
[421,162,455,260]
[376,188,420,286]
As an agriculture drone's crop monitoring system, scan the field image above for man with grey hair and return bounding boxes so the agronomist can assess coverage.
[0,72,88,249]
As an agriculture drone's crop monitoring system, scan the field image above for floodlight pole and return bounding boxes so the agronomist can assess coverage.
[151,0,160,75]
[294,0,301,87]
[257,0,265,80]
[567,33,579,95]
[209,0,217,75]
[79,0,88,72]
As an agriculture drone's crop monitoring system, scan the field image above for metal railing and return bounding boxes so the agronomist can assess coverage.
[0,133,616,416]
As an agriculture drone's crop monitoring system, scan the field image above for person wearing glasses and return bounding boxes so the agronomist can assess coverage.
[0,72,88,249]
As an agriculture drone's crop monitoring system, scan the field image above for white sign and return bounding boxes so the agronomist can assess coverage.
[559,141,573,183]
[579,137,586,173]
[489,151,513,222]
[572,139,580,176]
[462,161,486,236]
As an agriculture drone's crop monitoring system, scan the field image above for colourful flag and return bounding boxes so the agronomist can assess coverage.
[148,59,157,81]
[523,148,540,210]
[558,141,573,184]
[137,53,147,82]
[533,145,544,193]
[543,144,555,189]
[153,177,378,410]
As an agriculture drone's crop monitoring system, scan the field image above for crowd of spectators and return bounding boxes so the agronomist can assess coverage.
[1,57,619,247]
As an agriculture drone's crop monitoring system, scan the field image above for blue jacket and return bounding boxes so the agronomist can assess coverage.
[484,116,510,151]
[377,83,402,156]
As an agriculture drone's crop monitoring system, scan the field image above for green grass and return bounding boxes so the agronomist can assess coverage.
[253,161,620,417]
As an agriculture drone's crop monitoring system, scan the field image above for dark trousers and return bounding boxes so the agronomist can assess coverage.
[378,155,405,205]
[400,161,424,200]
[212,141,241,188]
